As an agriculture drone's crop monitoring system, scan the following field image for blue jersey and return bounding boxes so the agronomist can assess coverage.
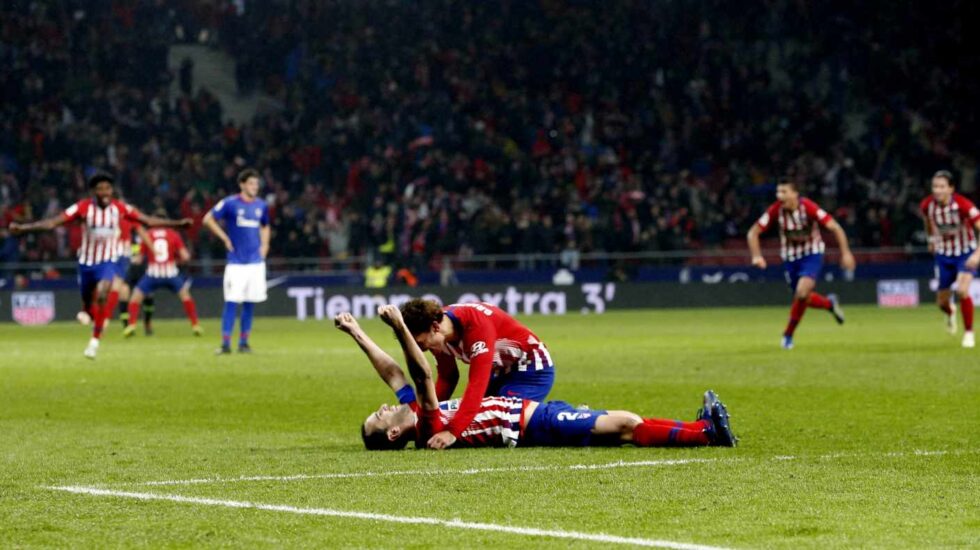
[209,194,269,265]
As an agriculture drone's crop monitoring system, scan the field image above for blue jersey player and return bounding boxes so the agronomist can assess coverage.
[203,168,270,354]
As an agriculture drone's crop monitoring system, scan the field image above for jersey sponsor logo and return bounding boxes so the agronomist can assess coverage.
[469,341,489,357]
[236,208,261,228]
[556,411,591,421]
[12,291,55,326]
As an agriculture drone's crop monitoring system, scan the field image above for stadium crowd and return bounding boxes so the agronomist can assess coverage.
[2,0,979,273]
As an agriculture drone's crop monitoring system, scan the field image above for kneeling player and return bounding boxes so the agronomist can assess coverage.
[124,227,201,336]
[335,309,736,451]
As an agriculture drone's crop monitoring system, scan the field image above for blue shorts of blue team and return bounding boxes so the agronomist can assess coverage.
[522,401,607,447]
[115,256,131,279]
[136,274,189,295]
[784,253,823,290]
[77,261,118,295]
[934,251,978,290]
[485,366,555,402]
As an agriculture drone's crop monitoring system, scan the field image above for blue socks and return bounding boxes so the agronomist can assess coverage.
[221,302,238,347]
[239,302,254,346]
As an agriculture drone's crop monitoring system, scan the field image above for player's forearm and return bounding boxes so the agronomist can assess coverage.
[17,216,62,232]
[832,225,852,255]
[349,327,408,390]
[202,215,229,241]
[141,215,182,228]
[260,226,270,257]
[746,228,762,258]
[392,323,433,384]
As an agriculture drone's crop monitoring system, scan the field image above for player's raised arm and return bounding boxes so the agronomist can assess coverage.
[134,208,191,229]
[9,213,67,235]
[334,312,411,397]
[378,305,439,411]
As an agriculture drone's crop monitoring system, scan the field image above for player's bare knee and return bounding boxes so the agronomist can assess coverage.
[956,288,970,300]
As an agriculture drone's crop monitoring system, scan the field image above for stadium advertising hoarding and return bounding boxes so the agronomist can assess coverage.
[0,280,889,322]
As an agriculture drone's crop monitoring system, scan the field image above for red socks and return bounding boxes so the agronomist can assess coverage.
[182,298,199,325]
[127,301,140,327]
[939,302,953,315]
[632,418,710,447]
[104,290,119,326]
[784,299,807,337]
[807,292,832,310]
[962,296,974,331]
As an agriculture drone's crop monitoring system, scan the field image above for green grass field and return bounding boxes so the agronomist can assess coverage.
[1,306,978,549]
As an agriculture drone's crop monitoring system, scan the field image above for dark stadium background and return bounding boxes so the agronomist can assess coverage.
[2,0,979,306]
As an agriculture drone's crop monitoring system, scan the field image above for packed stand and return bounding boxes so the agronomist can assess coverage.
[2,0,979,277]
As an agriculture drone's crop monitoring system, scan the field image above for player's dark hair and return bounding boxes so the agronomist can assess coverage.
[88,173,114,189]
[361,422,411,451]
[776,177,798,191]
[932,170,954,186]
[400,298,444,336]
[237,168,260,184]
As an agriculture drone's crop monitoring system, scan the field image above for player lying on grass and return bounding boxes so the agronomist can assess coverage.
[334,309,737,450]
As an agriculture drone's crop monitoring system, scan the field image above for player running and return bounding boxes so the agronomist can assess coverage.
[747,178,856,349]
[202,168,270,355]
[123,227,202,337]
[919,170,980,348]
[9,174,189,358]
[398,298,556,449]
[336,308,736,450]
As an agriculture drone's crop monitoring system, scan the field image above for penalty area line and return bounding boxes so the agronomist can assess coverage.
[46,485,730,550]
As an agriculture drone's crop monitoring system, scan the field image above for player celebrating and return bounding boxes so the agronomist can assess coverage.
[746,178,856,349]
[399,298,556,449]
[9,174,189,358]
[123,226,202,337]
[919,170,980,348]
[202,168,270,354]
[336,308,737,450]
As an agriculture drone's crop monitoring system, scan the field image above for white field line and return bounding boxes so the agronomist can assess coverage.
[137,458,712,487]
[131,448,978,488]
[45,485,729,550]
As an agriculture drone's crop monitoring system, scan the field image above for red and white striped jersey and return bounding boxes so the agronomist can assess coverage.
[62,198,143,266]
[413,397,524,448]
[920,194,980,256]
[756,198,833,261]
[141,228,186,278]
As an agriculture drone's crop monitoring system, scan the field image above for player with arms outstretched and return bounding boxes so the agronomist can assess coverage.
[203,168,270,354]
[336,308,736,450]
[123,227,202,337]
[9,174,189,358]
[919,170,980,348]
[399,298,556,449]
[747,178,856,349]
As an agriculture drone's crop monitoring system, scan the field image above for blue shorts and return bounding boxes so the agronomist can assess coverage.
[523,401,606,447]
[784,253,823,290]
[115,256,131,279]
[136,274,188,295]
[486,367,555,402]
[935,252,978,290]
[77,262,118,296]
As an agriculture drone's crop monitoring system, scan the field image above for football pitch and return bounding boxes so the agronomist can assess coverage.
[1,306,977,549]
